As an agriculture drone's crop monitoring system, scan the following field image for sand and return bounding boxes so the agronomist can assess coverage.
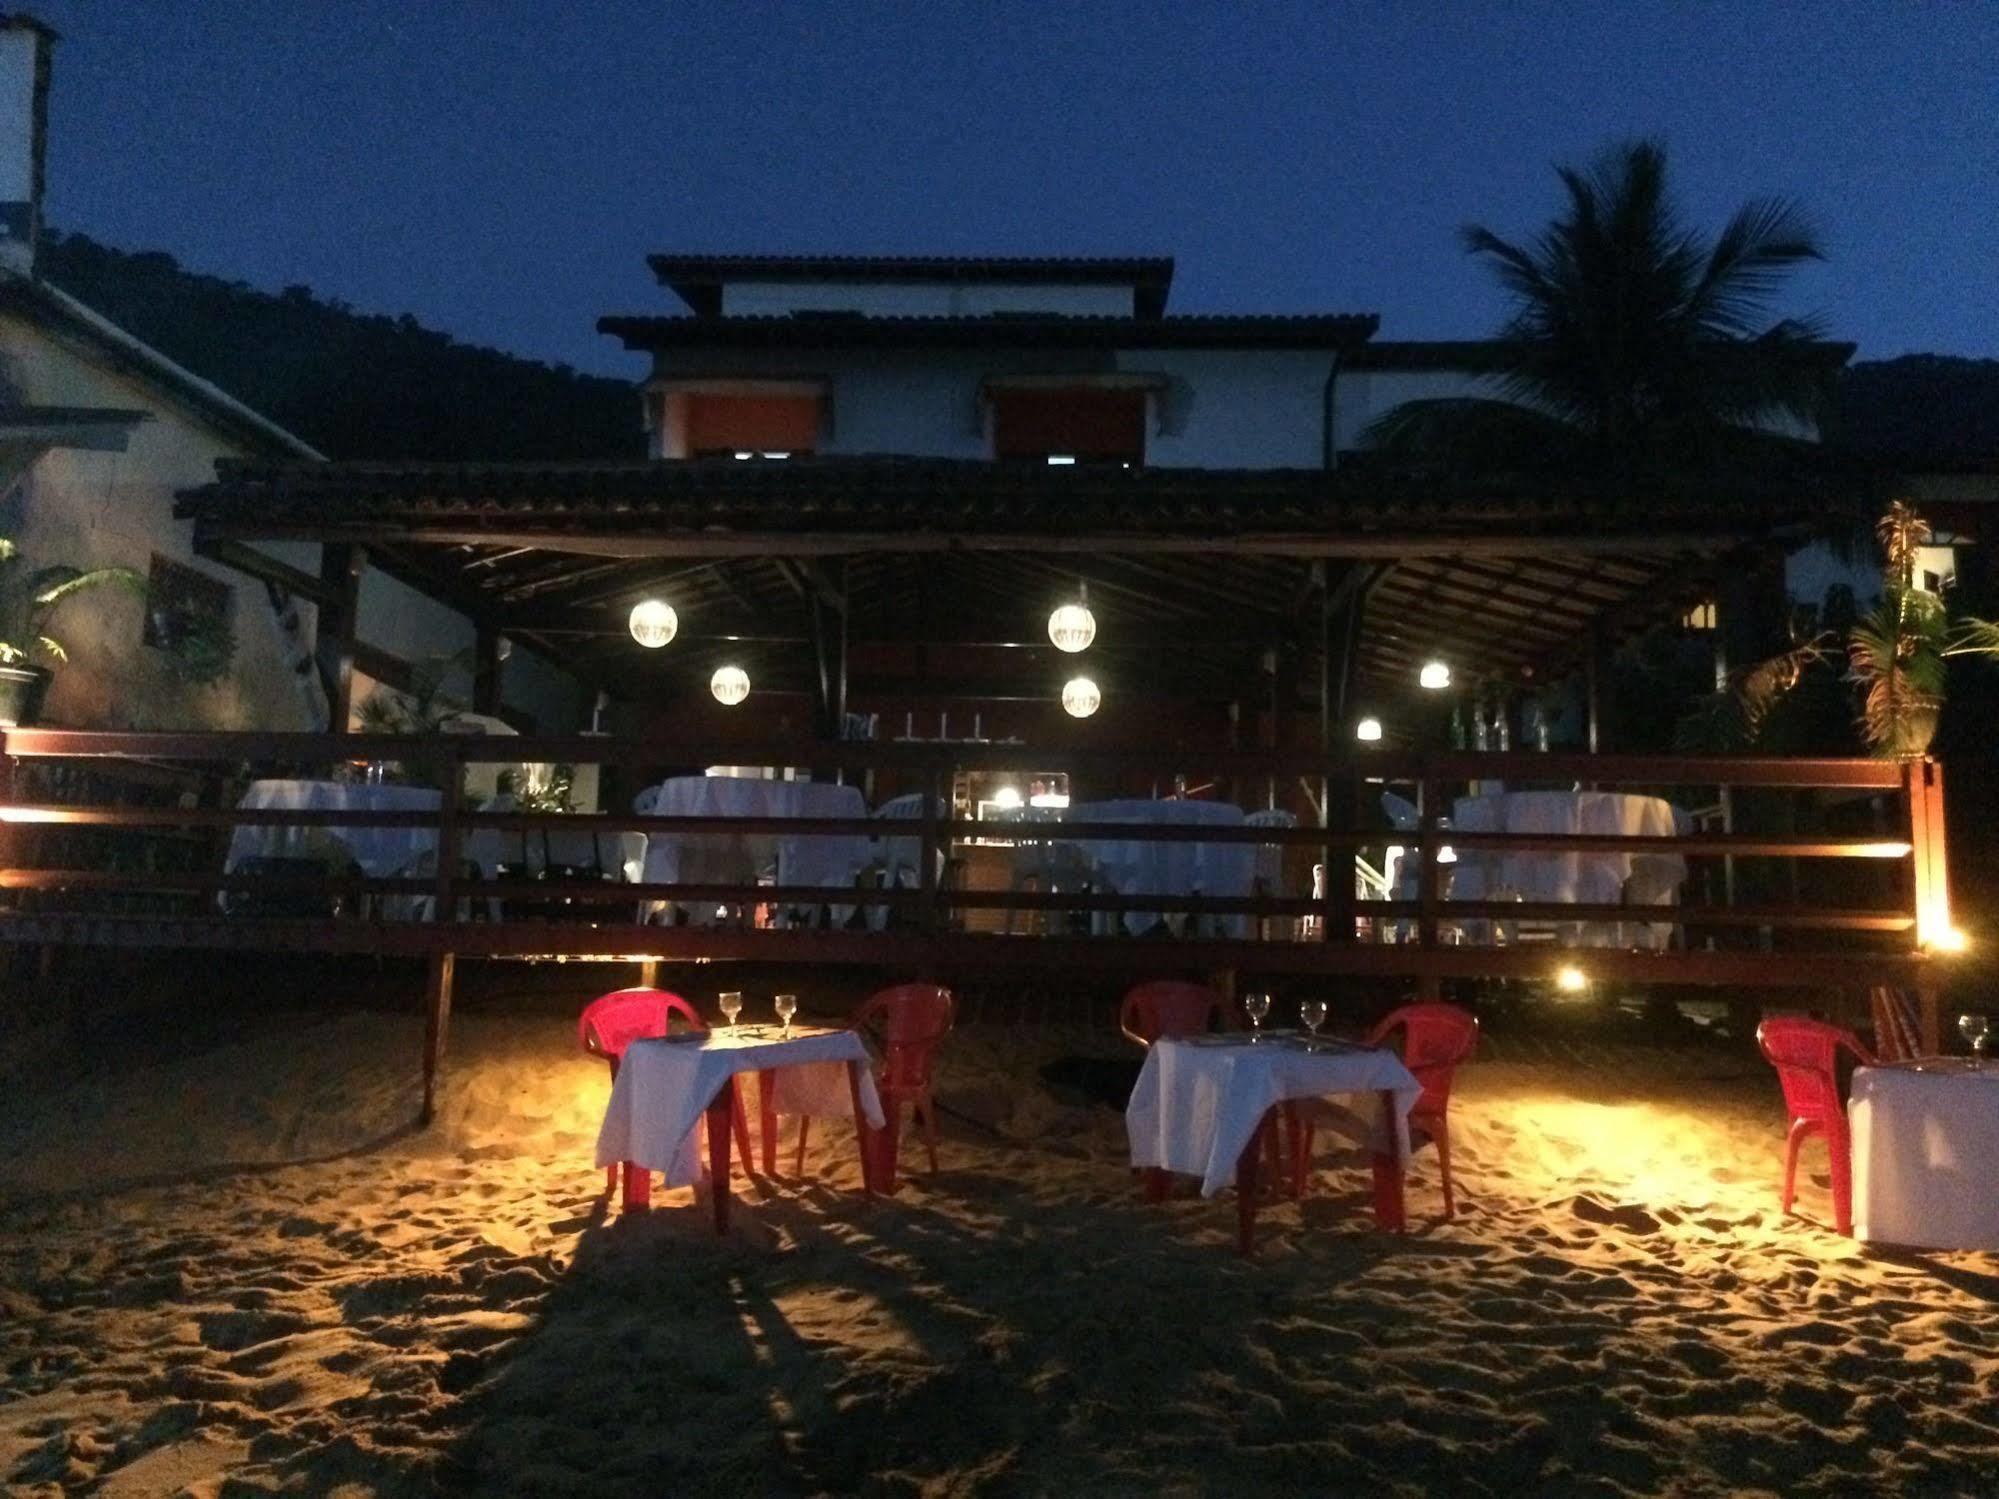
[3,997,1997,1497]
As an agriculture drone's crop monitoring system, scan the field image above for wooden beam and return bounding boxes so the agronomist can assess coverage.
[196,537,339,606]
[421,949,456,1125]
[316,544,365,733]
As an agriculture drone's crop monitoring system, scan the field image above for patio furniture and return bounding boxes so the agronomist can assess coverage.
[579,987,753,1210]
[1119,980,1236,1047]
[822,982,956,1192]
[1757,1015,1876,1236]
[1291,1002,1479,1214]
[1063,797,1254,936]
[1851,1059,1999,1250]
[637,775,870,927]
[223,779,444,910]
[1245,807,1296,938]
[1449,789,1687,948]
[1126,1034,1421,1253]
[595,1023,885,1233]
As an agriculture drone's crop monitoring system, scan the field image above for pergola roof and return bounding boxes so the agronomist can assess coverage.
[177,456,1851,707]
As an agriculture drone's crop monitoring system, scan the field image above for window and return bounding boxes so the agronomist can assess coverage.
[1681,600,1717,631]
[671,391,820,458]
[143,554,231,653]
[991,388,1146,465]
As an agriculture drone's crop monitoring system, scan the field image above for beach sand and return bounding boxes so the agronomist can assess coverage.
[3,996,1997,1496]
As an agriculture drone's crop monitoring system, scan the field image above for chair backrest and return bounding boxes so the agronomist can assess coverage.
[1245,808,1298,829]
[1120,981,1233,1047]
[1381,791,1419,831]
[1757,1015,1875,1125]
[578,987,705,1062]
[1366,1002,1478,1116]
[854,983,955,1093]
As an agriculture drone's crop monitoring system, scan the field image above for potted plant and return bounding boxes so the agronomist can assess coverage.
[1847,503,1999,759]
[0,534,146,727]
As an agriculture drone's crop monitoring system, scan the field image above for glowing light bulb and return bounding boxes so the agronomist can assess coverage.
[709,665,750,706]
[628,599,678,649]
[1061,676,1101,718]
[992,785,1023,810]
[1556,965,1589,995]
[1356,717,1383,743]
[1048,602,1097,653]
[1419,661,1452,690]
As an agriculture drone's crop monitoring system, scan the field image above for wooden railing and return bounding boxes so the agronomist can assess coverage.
[0,729,1951,989]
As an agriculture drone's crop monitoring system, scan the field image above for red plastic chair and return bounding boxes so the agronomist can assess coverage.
[579,987,752,1206]
[797,983,955,1192]
[1294,1001,1478,1213]
[1756,1015,1876,1236]
[1119,980,1237,1046]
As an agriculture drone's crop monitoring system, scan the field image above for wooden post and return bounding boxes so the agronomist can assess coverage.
[421,949,456,1125]
[317,545,365,734]
[434,744,463,925]
[473,626,504,716]
[917,757,942,934]
[1584,621,1606,755]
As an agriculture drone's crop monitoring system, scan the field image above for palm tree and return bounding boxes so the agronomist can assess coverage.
[1364,140,1835,482]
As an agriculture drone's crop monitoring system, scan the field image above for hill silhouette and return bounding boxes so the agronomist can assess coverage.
[39,232,639,461]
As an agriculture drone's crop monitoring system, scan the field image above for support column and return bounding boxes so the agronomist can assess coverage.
[421,949,456,1126]
[473,626,504,717]
[316,545,366,733]
[1584,620,1607,755]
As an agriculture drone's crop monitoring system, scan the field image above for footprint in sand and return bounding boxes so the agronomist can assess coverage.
[1569,1194,1661,1236]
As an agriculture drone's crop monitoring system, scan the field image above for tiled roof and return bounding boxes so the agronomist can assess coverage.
[179,455,1848,543]
[599,312,1380,352]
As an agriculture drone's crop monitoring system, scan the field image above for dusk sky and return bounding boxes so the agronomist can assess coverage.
[32,1,1999,376]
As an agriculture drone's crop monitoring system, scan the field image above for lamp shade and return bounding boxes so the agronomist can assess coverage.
[1355,716,1383,742]
[1419,660,1451,690]
[709,664,750,706]
[1048,602,1097,653]
[628,598,678,649]
[1061,676,1101,718]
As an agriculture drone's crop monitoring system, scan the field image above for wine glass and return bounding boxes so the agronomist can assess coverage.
[1959,1012,1990,1061]
[718,990,743,1031]
[1300,998,1328,1047]
[774,992,798,1040]
[1243,991,1271,1042]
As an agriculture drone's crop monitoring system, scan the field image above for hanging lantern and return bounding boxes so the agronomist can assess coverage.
[1047,583,1096,653]
[628,598,678,649]
[1061,676,1101,719]
[709,664,750,706]
[1419,660,1451,690]
[1355,716,1383,742]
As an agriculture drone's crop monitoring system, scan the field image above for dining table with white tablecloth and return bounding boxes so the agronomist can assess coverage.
[224,779,443,885]
[636,775,871,925]
[1446,789,1689,948]
[1058,798,1257,936]
[1850,1060,1999,1251]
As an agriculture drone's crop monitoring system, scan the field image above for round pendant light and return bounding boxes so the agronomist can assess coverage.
[1061,676,1101,719]
[709,664,750,706]
[1355,716,1383,742]
[628,598,678,649]
[1048,583,1096,653]
[1419,660,1452,690]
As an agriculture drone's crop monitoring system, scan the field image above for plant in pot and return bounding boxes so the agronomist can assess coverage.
[0,534,146,727]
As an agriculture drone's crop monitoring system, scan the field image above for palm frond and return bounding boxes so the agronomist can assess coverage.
[1875,501,1929,589]
[29,565,145,609]
[1944,615,1999,659]
[1356,397,1586,473]
[1685,196,1824,340]
[36,634,67,664]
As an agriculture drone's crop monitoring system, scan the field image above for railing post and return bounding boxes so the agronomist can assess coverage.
[434,744,463,927]
[1324,760,1355,944]
[1416,759,1439,952]
[917,755,942,935]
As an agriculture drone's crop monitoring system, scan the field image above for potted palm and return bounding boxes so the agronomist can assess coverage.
[0,534,145,727]
[1848,502,1999,758]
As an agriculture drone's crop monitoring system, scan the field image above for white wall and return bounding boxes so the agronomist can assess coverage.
[721,280,1133,318]
[645,344,1340,467]
[0,309,315,729]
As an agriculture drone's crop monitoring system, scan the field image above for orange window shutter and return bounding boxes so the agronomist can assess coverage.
[684,394,820,453]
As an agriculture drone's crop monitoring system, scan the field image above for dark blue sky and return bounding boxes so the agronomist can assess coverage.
[32,1,1998,376]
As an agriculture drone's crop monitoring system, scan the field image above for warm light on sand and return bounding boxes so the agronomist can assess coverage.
[1555,965,1589,995]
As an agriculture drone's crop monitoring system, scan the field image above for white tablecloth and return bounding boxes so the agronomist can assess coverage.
[636,776,870,925]
[1851,1062,1999,1250]
[1063,798,1255,936]
[1127,1037,1421,1196]
[1448,790,1687,948]
[225,779,443,878]
[596,1028,886,1188]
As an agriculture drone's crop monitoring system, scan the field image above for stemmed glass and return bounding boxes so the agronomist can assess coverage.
[1243,991,1271,1042]
[718,990,743,1032]
[1300,998,1328,1048]
[774,992,798,1040]
[1959,1012,1990,1061]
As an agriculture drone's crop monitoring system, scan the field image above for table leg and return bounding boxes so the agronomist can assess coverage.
[706,1086,735,1234]
[847,1060,877,1196]
[1370,1088,1406,1233]
[758,1068,779,1176]
[1237,1111,1269,1255]
[1142,1168,1170,1203]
